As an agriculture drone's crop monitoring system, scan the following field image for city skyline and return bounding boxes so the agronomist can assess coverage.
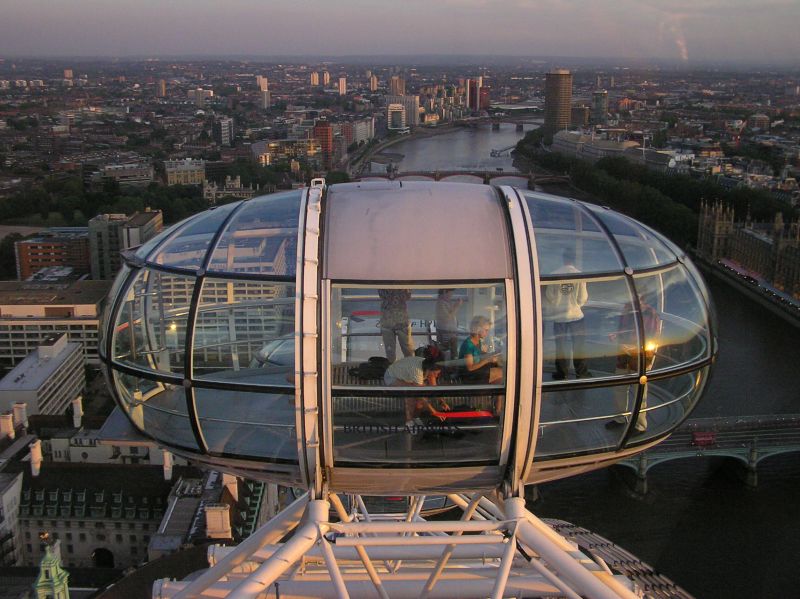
[1,0,800,66]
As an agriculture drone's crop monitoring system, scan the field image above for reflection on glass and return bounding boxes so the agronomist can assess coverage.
[330,284,506,387]
[542,276,634,382]
[195,388,296,460]
[524,194,622,276]
[112,269,194,375]
[192,279,295,384]
[585,206,675,269]
[627,367,709,444]
[99,265,130,357]
[206,191,302,276]
[113,371,198,449]
[634,265,710,372]
[333,393,503,464]
[152,202,240,270]
[536,385,634,457]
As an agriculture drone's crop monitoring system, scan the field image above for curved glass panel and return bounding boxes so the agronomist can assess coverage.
[150,202,241,271]
[207,191,302,276]
[626,366,710,445]
[113,371,198,450]
[535,384,636,458]
[98,264,131,358]
[192,278,295,384]
[332,392,503,464]
[133,216,191,261]
[586,206,675,270]
[112,268,194,375]
[633,265,711,373]
[523,193,622,275]
[195,388,297,460]
[542,276,636,383]
[330,284,507,386]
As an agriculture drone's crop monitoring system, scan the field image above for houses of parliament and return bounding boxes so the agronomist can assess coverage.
[697,202,800,298]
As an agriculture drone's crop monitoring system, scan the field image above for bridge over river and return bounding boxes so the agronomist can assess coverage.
[616,414,800,494]
[357,170,569,187]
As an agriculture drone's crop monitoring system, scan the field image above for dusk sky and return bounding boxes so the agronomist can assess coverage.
[1,0,799,64]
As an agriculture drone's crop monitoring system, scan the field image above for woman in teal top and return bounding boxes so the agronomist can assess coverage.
[459,315,503,385]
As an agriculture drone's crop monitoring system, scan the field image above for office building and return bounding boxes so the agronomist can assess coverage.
[592,90,609,125]
[256,76,268,92]
[164,158,205,186]
[389,76,405,96]
[0,279,111,366]
[261,90,271,110]
[310,71,319,86]
[14,229,90,280]
[338,77,347,96]
[0,471,23,565]
[544,69,573,135]
[386,95,420,127]
[214,117,234,147]
[571,105,590,128]
[322,71,330,86]
[251,139,322,168]
[63,69,73,80]
[99,163,153,188]
[369,75,378,92]
[387,104,407,131]
[0,333,84,416]
[157,79,167,98]
[187,88,213,107]
[313,120,334,165]
[17,463,184,568]
[89,210,163,280]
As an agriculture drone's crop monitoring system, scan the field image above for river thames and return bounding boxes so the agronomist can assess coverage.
[376,123,800,598]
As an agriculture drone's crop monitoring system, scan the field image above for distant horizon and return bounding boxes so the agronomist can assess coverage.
[1,53,798,72]
[2,1,799,67]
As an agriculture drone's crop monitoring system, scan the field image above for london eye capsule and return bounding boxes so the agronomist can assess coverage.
[100,180,716,497]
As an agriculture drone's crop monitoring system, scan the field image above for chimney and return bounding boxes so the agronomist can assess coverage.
[222,472,238,503]
[0,413,14,440]
[13,403,28,429]
[29,439,43,476]
[204,504,232,539]
[162,450,173,481]
[71,396,83,428]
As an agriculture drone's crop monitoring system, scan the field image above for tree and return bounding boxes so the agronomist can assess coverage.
[325,171,350,184]
[0,233,23,279]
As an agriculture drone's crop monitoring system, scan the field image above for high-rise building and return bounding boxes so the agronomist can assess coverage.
[63,69,73,80]
[592,90,609,125]
[338,76,347,96]
[157,79,167,97]
[544,69,573,134]
[188,88,213,107]
[389,76,405,96]
[322,71,330,86]
[89,211,162,280]
[261,90,271,109]
[214,117,234,147]
[387,104,407,131]
[256,76,268,92]
[369,75,378,92]
[313,120,334,166]
[0,332,84,416]
[310,71,319,86]
[387,95,420,127]
[14,229,90,280]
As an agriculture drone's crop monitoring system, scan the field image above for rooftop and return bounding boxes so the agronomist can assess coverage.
[0,279,111,306]
[0,337,80,392]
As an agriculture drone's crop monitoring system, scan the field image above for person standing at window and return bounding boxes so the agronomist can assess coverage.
[378,288,414,362]
[545,248,590,380]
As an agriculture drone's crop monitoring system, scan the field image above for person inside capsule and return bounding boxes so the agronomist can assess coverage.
[384,344,450,427]
[459,315,503,384]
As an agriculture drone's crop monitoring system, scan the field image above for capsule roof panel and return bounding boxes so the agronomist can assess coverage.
[323,181,512,281]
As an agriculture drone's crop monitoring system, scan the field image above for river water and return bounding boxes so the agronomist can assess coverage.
[382,124,800,598]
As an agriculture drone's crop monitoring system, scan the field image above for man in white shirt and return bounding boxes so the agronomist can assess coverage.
[545,248,590,380]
